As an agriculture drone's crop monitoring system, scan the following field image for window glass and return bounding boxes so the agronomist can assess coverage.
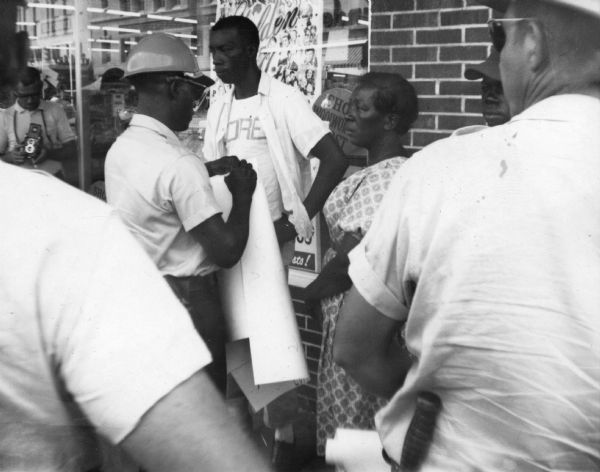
[17,0,368,192]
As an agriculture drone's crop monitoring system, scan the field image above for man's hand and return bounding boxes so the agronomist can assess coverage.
[30,146,48,166]
[224,160,257,199]
[206,155,241,177]
[274,214,298,245]
[4,145,26,165]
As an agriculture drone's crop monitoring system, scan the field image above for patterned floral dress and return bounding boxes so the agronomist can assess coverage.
[316,156,408,455]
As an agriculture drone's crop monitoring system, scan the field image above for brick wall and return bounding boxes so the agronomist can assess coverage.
[292,284,320,413]
[370,0,494,150]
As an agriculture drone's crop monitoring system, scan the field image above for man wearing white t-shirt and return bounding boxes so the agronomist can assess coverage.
[335,0,600,470]
[204,15,347,465]
[204,15,347,263]
[0,162,271,472]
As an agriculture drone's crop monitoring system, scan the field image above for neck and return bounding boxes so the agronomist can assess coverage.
[367,132,407,165]
[522,67,600,114]
[233,65,261,99]
[136,98,176,131]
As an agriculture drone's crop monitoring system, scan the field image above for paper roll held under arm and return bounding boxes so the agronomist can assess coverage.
[210,175,309,385]
[325,429,389,472]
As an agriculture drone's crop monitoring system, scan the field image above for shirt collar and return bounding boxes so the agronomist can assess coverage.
[129,113,181,146]
[227,72,271,102]
[12,100,48,114]
[257,72,272,96]
[511,94,600,124]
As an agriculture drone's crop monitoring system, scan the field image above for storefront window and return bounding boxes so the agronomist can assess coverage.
[14,0,368,196]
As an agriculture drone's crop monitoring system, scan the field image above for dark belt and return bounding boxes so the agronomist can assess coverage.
[163,273,218,308]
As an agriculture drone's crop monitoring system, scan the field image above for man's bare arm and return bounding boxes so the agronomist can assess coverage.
[121,369,272,472]
[333,287,412,398]
[303,133,348,219]
[189,162,256,268]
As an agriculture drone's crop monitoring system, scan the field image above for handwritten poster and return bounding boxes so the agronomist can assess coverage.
[217,0,323,102]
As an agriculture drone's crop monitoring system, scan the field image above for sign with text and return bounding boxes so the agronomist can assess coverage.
[313,87,366,157]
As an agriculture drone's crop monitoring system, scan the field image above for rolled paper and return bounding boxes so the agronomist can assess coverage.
[211,175,309,385]
[325,429,389,472]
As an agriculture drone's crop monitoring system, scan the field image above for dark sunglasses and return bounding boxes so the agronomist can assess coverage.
[487,18,533,52]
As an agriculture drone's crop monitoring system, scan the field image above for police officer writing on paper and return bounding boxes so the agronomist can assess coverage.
[334,0,600,470]
[0,66,77,181]
[105,33,256,394]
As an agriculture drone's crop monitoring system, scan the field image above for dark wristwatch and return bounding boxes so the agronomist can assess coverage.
[278,214,297,235]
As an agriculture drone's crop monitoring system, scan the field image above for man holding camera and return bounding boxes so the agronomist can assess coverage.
[0,66,77,182]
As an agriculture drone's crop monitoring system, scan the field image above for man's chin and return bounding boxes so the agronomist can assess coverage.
[215,71,233,84]
[484,111,509,127]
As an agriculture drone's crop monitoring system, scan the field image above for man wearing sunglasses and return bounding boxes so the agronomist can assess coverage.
[105,33,258,395]
[464,48,510,128]
[334,0,600,470]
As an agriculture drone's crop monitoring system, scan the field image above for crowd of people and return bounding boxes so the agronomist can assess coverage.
[0,0,599,471]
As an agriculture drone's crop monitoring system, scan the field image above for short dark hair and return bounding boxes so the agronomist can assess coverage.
[211,15,260,50]
[356,72,419,136]
[17,66,41,87]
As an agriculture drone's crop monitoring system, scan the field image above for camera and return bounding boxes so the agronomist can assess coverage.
[23,123,43,164]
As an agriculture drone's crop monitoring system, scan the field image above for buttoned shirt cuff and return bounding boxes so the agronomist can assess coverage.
[348,245,408,322]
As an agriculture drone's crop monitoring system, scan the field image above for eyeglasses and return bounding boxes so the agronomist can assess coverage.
[487,18,534,52]
[166,75,209,103]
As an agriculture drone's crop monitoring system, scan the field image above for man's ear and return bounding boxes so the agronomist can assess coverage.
[166,78,182,100]
[246,43,258,60]
[523,20,549,72]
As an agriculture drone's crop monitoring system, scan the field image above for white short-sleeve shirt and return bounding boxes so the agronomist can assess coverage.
[0,163,211,471]
[105,114,222,276]
[7,100,76,150]
[348,95,600,471]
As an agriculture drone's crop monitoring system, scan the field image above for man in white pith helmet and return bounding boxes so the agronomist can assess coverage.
[105,33,256,394]
[334,0,600,470]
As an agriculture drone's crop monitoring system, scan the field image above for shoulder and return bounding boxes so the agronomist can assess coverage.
[1,163,112,238]
[266,77,305,102]
[408,125,505,174]
[40,100,67,117]
[163,151,210,184]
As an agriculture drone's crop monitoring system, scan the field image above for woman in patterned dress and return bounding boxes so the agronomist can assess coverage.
[304,72,419,455]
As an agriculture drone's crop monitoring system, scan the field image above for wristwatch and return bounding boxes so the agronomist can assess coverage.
[279,214,297,235]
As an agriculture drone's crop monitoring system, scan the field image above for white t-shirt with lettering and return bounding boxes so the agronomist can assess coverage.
[224,95,284,221]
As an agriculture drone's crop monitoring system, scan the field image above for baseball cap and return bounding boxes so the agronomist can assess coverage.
[464,48,501,81]
[475,0,600,18]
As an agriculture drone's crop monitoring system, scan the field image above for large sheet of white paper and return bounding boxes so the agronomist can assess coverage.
[211,176,309,385]
[226,340,301,411]
[325,429,388,472]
